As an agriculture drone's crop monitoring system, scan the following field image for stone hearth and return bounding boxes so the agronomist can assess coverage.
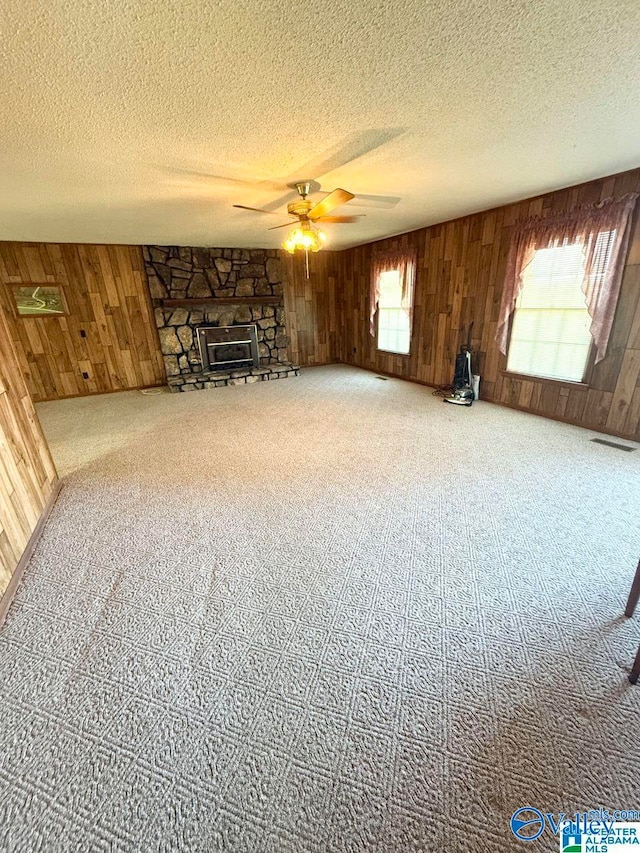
[167,363,300,392]
[143,245,299,391]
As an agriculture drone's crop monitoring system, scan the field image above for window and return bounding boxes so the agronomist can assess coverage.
[377,270,411,354]
[506,233,614,383]
[497,196,635,369]
[11,284,67,317]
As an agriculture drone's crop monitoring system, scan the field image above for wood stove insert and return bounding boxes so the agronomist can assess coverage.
[196,324,260,372]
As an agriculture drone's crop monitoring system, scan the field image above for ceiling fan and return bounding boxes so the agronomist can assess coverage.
[234,179,361,228]
[233,180,362,274]
[165,130,406,275]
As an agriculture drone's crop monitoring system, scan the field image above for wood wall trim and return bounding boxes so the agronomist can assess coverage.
[0,479,62,630]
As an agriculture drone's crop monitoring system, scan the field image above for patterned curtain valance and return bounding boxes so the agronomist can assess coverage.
[369,247,417,336]
[496,193,638,363]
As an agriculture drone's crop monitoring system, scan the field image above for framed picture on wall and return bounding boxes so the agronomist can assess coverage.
[10,284,68,317]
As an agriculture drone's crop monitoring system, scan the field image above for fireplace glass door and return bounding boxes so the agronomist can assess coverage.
[197,325,260,372]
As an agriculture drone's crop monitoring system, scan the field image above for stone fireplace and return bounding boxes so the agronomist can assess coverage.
[143,246,299,391]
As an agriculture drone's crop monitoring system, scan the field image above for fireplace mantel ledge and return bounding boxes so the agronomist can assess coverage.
[161,296,282,307]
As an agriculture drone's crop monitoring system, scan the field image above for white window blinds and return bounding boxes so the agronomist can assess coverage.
[377,270,411,354]
[506,233,615,383]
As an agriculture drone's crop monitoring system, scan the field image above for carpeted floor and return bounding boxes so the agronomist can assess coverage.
[0,365,639,852]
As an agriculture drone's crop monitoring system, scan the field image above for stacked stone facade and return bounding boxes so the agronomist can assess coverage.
[143,246,298,390]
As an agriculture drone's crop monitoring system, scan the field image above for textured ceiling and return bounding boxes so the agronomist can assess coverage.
[1,0,639,251]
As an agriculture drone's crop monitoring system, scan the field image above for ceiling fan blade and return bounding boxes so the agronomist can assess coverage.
[314,215,364,223]
[258,189,300,213]
[283,128,407,183]
[233,205,280,214]
[268,221,298,231]
[308,189,355,220]
[166,168,284,192]
[349,193,402,209]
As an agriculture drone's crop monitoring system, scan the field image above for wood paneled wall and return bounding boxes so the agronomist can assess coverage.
[336,168,640,440]
[281,250,340,366]
[2,168,638,438]
[0,243,166,402]
[0,302,58,599]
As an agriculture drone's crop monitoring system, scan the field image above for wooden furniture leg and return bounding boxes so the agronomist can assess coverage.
[630,645,640,685]
[624,559,640,684]
[625,559,640,618]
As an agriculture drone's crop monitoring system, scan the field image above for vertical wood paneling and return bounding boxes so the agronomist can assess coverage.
[336,167,640,440]
[1,172,637,438]
[281,250,340,367]
[0,302,58,598]
[0,243,166,402]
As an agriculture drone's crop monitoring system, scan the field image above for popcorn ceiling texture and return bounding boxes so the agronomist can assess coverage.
[0,365,639,851]
[1,1,640,249]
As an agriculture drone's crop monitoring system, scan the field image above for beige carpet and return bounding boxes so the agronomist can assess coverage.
[0,365,639,852]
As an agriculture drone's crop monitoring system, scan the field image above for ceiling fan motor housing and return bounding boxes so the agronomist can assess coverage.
[235,183,356,239]
[287,199,313,217]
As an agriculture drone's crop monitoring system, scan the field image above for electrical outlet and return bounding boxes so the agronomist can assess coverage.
[82,372,89,380]
[80,329,87,338]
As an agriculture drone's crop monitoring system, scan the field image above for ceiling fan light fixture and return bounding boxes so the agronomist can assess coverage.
[282,224,326,254]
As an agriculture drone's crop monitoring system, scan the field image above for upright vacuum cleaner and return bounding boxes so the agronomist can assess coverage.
[443,324,475,406]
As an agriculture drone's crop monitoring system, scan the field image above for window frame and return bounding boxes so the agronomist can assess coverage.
[375,269,414,357]
[503,244,599,386]
[503,298,596,388]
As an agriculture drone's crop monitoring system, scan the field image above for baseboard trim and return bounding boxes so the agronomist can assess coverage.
[35,384,165,404]
[481,395,639,444]
[298,361,342,369]
[345,362,639,444]
[0,479,63,630]
[347,363,441,391]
